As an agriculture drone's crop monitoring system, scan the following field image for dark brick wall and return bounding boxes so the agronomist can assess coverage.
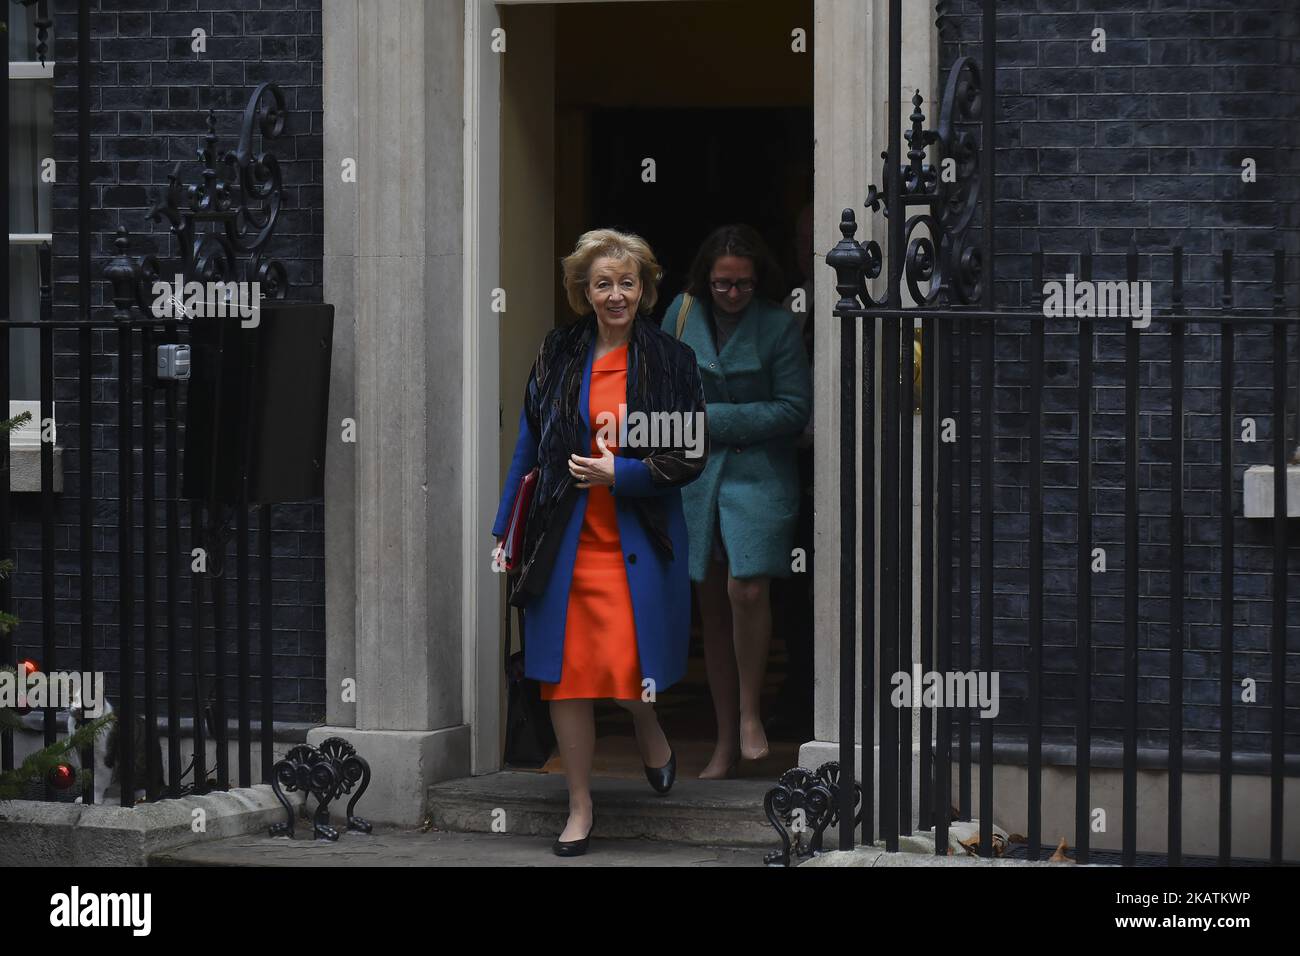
[10,0,325,725]
[937,0,1300,759]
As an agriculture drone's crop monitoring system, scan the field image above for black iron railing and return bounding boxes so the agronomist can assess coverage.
[825,0,1298,867]
[1,2,292,807]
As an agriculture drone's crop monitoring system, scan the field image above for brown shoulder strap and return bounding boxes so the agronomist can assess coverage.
[674,293,694,339]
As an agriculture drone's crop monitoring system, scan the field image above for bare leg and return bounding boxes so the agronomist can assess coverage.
[614,697,672,767]
[696,555,740,777]
[548,699,595,841]
[728,573,772,760]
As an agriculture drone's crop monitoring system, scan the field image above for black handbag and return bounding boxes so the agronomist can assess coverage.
[502,580,556,768]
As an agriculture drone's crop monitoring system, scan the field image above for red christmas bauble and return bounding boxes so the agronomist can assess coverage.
[48,763,75,790]
[16,659,39,716]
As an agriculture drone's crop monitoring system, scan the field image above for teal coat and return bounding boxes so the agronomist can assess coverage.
[662,293,812,581]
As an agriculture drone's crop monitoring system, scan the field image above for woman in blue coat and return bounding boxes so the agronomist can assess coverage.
[661,224,812,779]
[492,228,708,855]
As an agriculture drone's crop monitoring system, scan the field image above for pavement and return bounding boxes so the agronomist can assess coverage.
[150,826,768,867]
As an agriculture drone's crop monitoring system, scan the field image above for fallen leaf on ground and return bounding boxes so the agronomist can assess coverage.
[1049,838,1075,863]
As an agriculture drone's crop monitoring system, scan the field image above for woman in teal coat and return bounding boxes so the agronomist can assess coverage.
[661,224,812,778]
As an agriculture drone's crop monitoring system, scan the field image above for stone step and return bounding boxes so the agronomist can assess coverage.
[426,771,781,848]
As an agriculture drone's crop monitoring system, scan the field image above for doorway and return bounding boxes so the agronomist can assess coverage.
[497,0,815,781]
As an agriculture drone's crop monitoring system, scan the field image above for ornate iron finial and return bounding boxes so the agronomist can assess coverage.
[827,208,885,312]
[905,90,936,196]
[827,210,866,313]
[858,57,984,306]
[104,228,140,324]
[190,109,232,218]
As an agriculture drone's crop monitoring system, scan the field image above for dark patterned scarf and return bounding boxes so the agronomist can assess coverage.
[509,312,708,605]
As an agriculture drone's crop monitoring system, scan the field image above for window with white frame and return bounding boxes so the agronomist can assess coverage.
[8,1,53,454]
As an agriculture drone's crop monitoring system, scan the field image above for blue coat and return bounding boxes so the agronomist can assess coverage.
[662,293,812,582]
[492,320,703,695]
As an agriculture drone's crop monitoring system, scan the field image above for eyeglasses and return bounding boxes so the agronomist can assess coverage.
[710,278,756,294]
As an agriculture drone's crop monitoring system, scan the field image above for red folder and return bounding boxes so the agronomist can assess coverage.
[502,466,539,571]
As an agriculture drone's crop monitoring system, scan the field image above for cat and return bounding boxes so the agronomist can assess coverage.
[66,698,165,805]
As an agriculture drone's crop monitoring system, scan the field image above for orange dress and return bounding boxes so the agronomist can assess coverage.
[540,343,643,700]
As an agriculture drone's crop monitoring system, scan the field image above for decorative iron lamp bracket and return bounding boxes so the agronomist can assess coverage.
[852,58,985,311]
[144,82,289,299]
[102,83,291,577]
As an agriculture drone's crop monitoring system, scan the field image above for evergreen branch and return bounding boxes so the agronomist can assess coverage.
[0,410,33,434]
[0,712,116,801]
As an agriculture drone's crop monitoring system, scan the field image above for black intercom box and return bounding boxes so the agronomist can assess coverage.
[182,301,335,504]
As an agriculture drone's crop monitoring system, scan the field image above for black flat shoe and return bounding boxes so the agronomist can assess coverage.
[552,809,595,857]
[644,748,676,795]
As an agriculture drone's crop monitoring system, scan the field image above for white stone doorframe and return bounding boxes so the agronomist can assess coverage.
[802,1,937,817]
[320,0,474,827]
[464,0,505,781]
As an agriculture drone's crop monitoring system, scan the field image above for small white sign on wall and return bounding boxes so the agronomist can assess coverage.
[9,401,51,449]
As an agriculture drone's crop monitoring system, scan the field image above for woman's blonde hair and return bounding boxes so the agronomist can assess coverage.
[560,228,664,316]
